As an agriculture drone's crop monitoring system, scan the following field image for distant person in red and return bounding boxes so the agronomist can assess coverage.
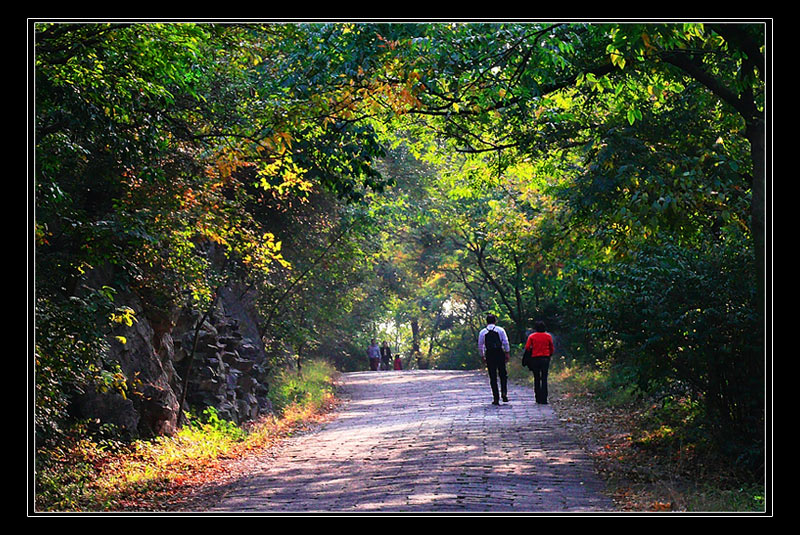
[393,354,403,370]
[524,321,554,404]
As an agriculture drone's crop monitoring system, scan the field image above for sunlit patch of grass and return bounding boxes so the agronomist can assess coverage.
[268,360,338,414]
[548,357,641,407]
[682,484,766,512]
[636,424,675,446]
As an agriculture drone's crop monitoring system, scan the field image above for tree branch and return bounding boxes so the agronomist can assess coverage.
[661,51,758,122]
[707,23,765,82]
[258,221,355,337]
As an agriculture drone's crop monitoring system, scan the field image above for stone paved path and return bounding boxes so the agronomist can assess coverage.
[209,369,616,513]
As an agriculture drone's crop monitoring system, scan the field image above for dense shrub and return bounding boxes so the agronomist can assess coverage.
[563,234,763,471]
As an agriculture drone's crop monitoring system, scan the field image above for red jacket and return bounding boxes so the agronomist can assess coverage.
[525,332,554,357]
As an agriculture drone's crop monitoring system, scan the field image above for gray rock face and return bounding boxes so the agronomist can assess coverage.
[177,304,272,426]
[72,284,273,439]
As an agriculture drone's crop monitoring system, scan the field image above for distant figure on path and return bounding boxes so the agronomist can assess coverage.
[367,339,381,371]
[524,321,554,404]
[478,314,511,405]
[380,341,392,371]
[393,353,403,370]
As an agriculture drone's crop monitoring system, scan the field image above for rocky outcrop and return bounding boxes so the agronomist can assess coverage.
[71,284,273,439]
[174,299,273,425]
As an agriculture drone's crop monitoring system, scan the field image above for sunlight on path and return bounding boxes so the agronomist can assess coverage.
[210,370,615,513]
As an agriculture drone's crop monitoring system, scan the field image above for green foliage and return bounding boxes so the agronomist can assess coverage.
[34,285,123,441]
[186,406,246,442]
[561,233,761,467]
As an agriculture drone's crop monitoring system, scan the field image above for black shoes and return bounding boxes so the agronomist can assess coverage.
[492,396,509,405]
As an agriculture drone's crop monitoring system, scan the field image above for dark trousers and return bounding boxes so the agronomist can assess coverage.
[485,352,508,401]
[529,356,550,403]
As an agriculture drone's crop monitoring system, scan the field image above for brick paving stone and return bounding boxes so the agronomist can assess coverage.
[209,369,616,513]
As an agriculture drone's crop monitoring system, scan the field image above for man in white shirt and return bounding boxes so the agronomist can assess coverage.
[478,314,511,405]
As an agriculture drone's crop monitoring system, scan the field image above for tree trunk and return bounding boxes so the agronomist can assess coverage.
[411,318,423,368]
[745,116,766,308]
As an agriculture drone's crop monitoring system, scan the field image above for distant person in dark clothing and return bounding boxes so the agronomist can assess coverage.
[478,314,511,405]
[380,341,392,370]
[524,321,554,404]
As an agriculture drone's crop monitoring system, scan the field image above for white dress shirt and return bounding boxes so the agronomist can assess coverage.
[477,324,511,356]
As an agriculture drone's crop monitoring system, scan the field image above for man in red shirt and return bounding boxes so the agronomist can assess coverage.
[524,321,554,404]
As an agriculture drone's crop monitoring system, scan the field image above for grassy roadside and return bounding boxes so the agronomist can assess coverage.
[507,356,766,513]
[33,360,341,513]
